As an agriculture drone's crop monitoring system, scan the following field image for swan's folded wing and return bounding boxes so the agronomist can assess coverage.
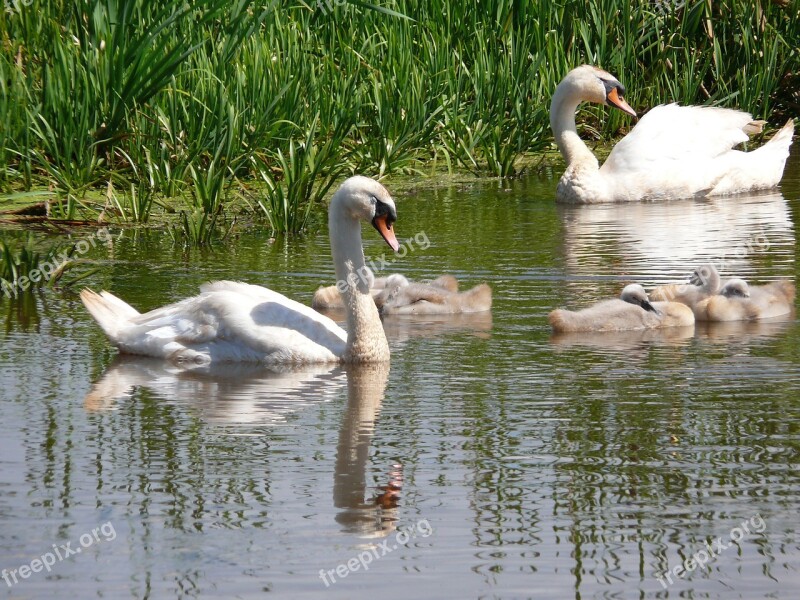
[549,299,653,332]
[602,104,754,173]
[398,284,450,305]
[427,275,459,292]
[120,287,347,362]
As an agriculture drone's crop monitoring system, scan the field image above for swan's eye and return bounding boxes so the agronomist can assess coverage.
[600,78,626,98]
[374,199,396,227]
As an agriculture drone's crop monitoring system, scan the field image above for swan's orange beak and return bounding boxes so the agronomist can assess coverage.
[373,215,400,252]
[607,88,637,117]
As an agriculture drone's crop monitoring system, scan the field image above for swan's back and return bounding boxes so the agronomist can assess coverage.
[380,282,492,315]
[649,284,710,307]
[605,105,752,171]
[651,301,695,328]
[694,280,795,321]
[82,282,348,364]
[601,105,793,199]
[548,299,658,333]
[549,283,694,332]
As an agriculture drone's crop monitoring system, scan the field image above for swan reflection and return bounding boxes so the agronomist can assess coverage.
[315,308,493,346]
[84,356,345,423]
[84,357,399,539]
[558,191,794,287]
[695,317,795,342]
[334,362,400,537]
[550,326,696,350]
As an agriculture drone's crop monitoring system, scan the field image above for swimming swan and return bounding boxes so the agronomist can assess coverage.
[311,272,458,311]
[549,284,695,332]
[551,65,794,203]
[376,276,492,315]
[81,176,400,364]
[694,278,795,321]
[649,263,721,307]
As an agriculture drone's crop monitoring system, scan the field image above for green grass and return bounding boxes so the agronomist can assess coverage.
[0,0,797,239]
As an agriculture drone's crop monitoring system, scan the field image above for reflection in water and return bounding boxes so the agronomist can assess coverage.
[84,356,345,423]
[1,163,798,598]
[2,292,41,333]
[381,310,493,345]
[86,358,399,538]
[550,325,696,349]
[695,316,795,342]
[315,307,493,347]
[333,363,399,537]
[558,192,795,288]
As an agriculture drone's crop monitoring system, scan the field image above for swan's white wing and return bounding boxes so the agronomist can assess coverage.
[597,104,780,199]
[602,104,754,174]
[113,281,347,364]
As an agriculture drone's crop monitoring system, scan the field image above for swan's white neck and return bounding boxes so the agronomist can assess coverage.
[329,199,390,363]
[550,83,599,170]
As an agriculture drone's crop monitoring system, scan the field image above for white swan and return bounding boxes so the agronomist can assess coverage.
[551,65,794,203]
[549,284,695,332]
[81,176,400,364]
[694,277,795,321]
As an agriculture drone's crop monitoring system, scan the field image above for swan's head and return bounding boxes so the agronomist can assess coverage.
[385,273,410,290]
[689,263,721,292]
[620,284,658,313]
[720,278,750,298]
[332,176,399,251]
[556,65,637,117]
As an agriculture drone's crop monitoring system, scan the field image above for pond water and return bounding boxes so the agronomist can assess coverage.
[1,150,799,599]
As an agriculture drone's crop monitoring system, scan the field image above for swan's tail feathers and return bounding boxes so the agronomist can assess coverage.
[650,284,682,302]
[429,274,459,293]
[764,119,795,150]
[743,120,766,135]
[311,285,342,310]
[771,280,796,304]
[549,309,575,333]
[734,119,795,191]
[80,289,138,341]
[463,284,493,312]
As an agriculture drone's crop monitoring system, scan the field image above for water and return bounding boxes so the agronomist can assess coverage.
[1,151,799,599]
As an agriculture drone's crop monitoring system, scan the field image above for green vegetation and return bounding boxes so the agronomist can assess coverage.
[0,233,75,297]
[0,0,797,241]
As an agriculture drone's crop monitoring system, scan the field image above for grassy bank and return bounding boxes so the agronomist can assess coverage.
[0,0,798,246]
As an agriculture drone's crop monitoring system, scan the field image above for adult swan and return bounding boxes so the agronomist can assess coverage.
[550,65,794,203]
[81,176,399,365]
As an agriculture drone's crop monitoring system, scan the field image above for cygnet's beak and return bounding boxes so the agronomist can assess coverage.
[641,299,659,314]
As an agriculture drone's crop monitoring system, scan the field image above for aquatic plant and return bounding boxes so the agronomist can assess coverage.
[0,0,795,231]
[0,234,76,298]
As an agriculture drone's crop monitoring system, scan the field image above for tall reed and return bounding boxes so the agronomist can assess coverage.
[1,0,796,233]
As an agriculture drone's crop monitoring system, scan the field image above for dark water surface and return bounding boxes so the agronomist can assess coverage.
[1,151,799,599]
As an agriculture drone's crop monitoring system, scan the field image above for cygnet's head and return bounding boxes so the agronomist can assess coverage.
[689,263,721,292]
[331,176,399,251]
[620,284,658,313]
[385,274,410,290]
[379,273,410,303]
[720,278,750,298]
